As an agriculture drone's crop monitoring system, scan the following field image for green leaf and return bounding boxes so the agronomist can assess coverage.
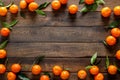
[118,68,120,72]
[91,52,97,65]
[0,40,8,49]
[9,20,18,27]
[106,56,109,69]
[79,0,84,4]
[35,10,46,16]
[5,1,14,9]
[85,65,92,70]
[18,73,30,80]
[1,20,18,29]
[86,3,98,11]
[96,0,105,5]
[102,40,111,48]
[34,56,45,64]
[80,6,88,13]
[38,2,50,10]
[0,0,4,6]
[109,20,120,29]
[20,11,26,18]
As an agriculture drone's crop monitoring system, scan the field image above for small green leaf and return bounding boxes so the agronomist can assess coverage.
[20,11,26,18]
[102,40,110,48]
[96,0,105,5]
[0,40,8,49]
[35,10,46,16]
[85,65,92,70]
[106,56,109,69]
[9,20,18,27]
[109,20,120,29]
[91,52,97,65]
[118,68,120,72]
[1,20,18,29]
[80,6,88,13]
[79,0,84,4]
[0,0,4,6]
[18,73,30,80]
[5,1,14,9]
[38,2,50,10]
[34,56,45,65]
[86,3,98,11]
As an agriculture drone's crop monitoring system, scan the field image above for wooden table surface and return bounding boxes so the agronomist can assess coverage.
[0,0,120,80]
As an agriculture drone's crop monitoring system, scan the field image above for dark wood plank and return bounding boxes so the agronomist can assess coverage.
[6,43,119,57]
[2,57,118,72]
[6,27,110,43]
[1,72,120,80]
[3,0,120,11]
[0,12,116,27]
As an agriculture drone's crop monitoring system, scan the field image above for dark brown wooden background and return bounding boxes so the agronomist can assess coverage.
[0,0,120,80]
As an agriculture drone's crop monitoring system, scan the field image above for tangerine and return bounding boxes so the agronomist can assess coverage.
[0,7,8,16]
[51,0,61,10]
[68,4,78,14]
[111,28,120,38]
[9,4,19,14]
[28,2,39,12]
[52,65,63,76]
[94,73,104,80]
[31,64,42,75]
[114,6,120,16]
[11,63,21,73]
[77,70,87,79]
[20,0,27,9]
[0,28,10,37]
[105,36,116,46]
[101,7,112,17]
[0,49,7,59]
[89,66,99,75]
[0,64,6,74]
[7,72,16,80]
[60,70,70,80]
[108,65,117,75]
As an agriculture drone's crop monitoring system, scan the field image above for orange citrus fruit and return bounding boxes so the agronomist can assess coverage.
[105,36,116,46]
[25,0,34,4]
[20,0,27,9]
[89,66,99,75]
[0,28,10,37]
[11,63,21,73]
[101,7,112,17]
[108,65,117,75]
[85,0,94,5]
[77,70,87,79]
[94,73,104,80]
[111,28,120,38]
[59,0,68,4]
[68,4,78,14]
[40,75,50,80]
[0,49,7,59]
[116,50,120,60]
[114,6,120,16]
[7,72,16,80]
[0,64,6,74]
[28,2,39,12]
[31,64,42,75]
[52,65,63,76]
[51,0,61,10]
[0,7,8,16]
[9,4,19,14]
[60,70,70,80]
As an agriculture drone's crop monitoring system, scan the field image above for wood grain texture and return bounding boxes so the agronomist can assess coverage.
[1,72,120,80]
[6,43,120,57]
[1,57,118,72]
[3,0,120,11]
